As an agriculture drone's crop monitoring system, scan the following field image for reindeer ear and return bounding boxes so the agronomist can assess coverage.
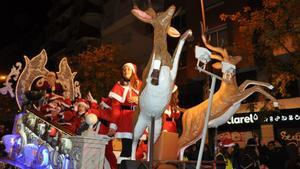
[212,62,222,69]
[131,8,152,23]
[167,27,180,38]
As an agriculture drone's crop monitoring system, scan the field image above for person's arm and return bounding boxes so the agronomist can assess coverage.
[107,98,121,136]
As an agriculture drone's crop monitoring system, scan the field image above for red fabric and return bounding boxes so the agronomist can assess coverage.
[63,115,83,134]
[136,141,148,160]
[162,107,180,133]
[63,110,76,121]
[109,82,140,136]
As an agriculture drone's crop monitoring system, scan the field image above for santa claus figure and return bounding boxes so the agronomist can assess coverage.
[36,71,64,96]
[108,62,142,163]
[162,85,183,133]
[40,95,62,122]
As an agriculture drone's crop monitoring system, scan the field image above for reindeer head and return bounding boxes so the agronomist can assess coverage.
[200,23,242,74]
[131,3,180,38]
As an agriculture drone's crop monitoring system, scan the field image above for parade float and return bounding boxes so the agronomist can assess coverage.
[0,2,280,169]
[0,50,111,169]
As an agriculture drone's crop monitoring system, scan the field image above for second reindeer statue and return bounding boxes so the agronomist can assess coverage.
[178,26,279,159]
[130,3,192,160]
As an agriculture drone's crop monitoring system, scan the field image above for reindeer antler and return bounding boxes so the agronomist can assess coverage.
[200,22,229,60]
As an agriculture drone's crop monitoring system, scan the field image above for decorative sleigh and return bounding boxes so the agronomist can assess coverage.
[0,50,110,169]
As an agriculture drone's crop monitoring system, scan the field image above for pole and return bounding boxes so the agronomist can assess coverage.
[200,0,206,31]
[214,127,218,169]
[149,116,155,169]
[196,76,217,169]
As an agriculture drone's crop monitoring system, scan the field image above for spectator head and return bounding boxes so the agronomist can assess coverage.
[247,138,258,147]
[268,141,275,150]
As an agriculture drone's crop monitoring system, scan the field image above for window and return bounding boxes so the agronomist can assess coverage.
[207,24,228,47]
[204,0,224,10]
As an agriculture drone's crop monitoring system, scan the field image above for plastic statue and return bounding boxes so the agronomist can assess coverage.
[130,2,192,160]
[178,28,279,158]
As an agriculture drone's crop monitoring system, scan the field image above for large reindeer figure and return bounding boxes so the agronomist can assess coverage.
[178,29,278,158]
[130,4,192,159]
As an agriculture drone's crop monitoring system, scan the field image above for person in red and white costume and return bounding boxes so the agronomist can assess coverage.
[62,98,90,134]
[162,85,184,133]
[108,62,142,163]
[40,95,62,122]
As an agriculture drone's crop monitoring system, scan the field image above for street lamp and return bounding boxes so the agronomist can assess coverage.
[0,75,7,81]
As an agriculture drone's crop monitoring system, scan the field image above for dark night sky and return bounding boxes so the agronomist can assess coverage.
[0,0,51,73]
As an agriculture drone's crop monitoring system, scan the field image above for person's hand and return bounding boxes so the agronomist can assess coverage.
[86,92,97,103]
[128,96,138,104]
[107,128,116,137]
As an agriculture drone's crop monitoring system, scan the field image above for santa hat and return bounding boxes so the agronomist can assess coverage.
[123,63,137,74]
[74,98,90,111]
[221,139,235,147]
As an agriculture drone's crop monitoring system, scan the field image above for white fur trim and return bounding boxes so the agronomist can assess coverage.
[77,102,90,109]
[153,59,161,69]
[115,132,132,139]
[100,101,112,110]
[109,123,117,130]
[164,107,172,116]
[117,156,130,164]
[223,142,235,147]
[108,86,130,103]
[123,63,136,74]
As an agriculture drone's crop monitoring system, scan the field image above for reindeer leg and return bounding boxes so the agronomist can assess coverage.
[234,86,278,107]
[239,80,274,91]
[131,115,148,160]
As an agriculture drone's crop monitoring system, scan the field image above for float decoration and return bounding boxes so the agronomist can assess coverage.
[1,49,109,169]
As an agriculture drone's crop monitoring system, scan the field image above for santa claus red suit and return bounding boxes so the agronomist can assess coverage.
[108,62,142,163]
[40,95,62,122]
[162,105,181,133]
[162,85,181,133]
[35,72,64,96]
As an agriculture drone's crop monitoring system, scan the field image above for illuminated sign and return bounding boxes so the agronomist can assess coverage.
[225,108,300,125]
[227,113,259,124]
